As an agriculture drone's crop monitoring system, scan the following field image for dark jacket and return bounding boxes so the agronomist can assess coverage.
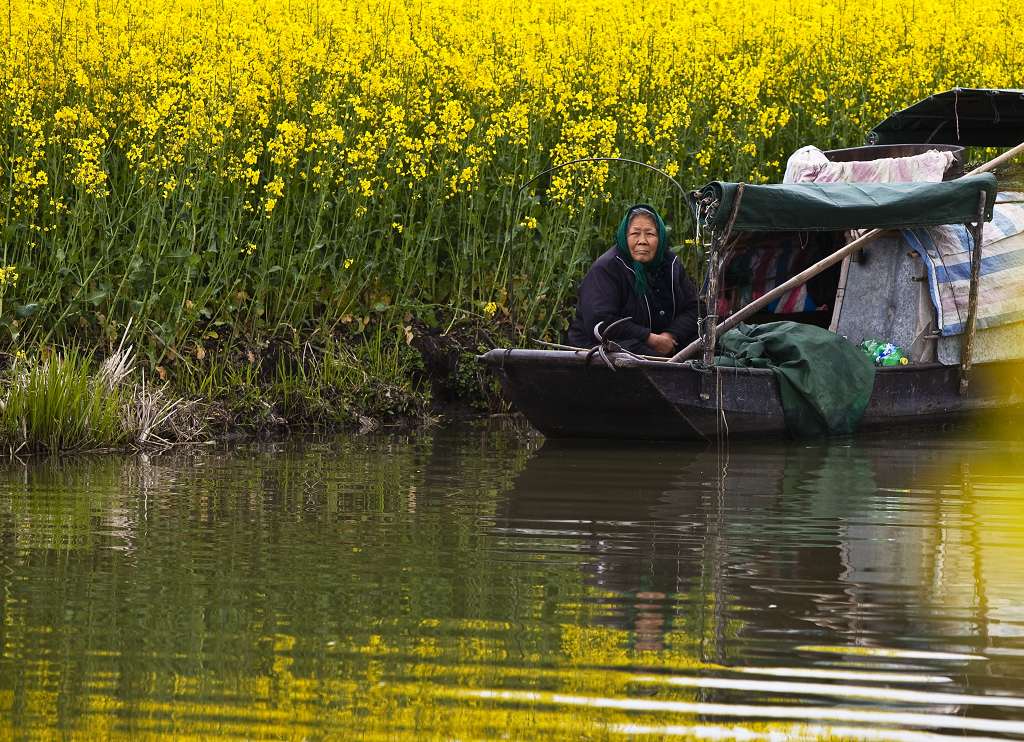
[567,247,699,354]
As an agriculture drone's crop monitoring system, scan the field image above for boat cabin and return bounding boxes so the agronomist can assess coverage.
[704,88,1024,368]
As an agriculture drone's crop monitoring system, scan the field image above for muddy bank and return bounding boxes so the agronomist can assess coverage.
[0,316,518,454]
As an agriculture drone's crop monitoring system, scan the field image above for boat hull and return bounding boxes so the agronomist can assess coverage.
[480,348,1024,440]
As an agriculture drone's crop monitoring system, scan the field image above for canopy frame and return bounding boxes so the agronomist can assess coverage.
[959,191,990,395]
[688,176,997,234]
[671,172,1005,370]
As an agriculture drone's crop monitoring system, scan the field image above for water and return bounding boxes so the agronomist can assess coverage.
[1,425,1023,740]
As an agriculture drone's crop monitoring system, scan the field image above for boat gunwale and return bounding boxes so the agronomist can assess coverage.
[480,347,959,375]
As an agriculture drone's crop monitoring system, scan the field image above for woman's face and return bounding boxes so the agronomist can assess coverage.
[626,214,659,263]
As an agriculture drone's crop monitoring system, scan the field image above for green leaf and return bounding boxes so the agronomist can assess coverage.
[15,303,39,318]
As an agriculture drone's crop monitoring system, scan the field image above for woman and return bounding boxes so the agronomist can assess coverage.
[568,204,699,356]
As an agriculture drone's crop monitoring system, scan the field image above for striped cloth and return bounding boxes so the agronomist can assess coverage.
[720,242,818,317]
[749,246,817,314]
[900,192,1024,336]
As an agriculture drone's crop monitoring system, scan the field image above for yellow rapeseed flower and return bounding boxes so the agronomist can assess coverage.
[0,0,1020,339]
[0,265,18,288]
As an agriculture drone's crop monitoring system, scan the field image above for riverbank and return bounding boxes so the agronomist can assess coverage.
[0,314,511,455]
[177,313,512,434]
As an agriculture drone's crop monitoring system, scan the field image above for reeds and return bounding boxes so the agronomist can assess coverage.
[0,346,205,456]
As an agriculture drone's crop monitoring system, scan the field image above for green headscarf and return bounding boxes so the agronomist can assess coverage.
[615,204,668,296]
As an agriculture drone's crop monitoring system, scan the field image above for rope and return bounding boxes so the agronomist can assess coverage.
[693,195,721,368]
[693,193,730,444]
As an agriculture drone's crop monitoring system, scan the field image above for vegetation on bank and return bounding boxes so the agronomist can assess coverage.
[0,0,1022,446]
[0,317,509,453]
[0,341,206,455]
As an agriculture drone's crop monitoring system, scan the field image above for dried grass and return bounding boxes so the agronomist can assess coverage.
[1,330,208,455]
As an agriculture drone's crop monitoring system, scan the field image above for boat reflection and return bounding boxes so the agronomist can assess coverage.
[496,435,1024,679]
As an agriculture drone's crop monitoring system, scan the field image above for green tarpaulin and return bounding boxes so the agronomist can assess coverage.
[715,322,876,438]
[693,174,997,233]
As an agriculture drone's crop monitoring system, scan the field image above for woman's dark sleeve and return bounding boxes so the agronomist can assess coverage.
[577,264,650,343]
[666,264,699,345]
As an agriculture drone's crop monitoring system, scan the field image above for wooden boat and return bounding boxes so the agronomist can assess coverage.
[482,89,1024,440]
[480,348,1024,439]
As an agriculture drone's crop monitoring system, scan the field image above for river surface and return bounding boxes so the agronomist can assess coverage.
[2,423,1023,740]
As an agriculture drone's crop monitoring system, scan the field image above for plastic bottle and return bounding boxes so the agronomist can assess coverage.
[860,339,909,366]
[860,339,880,358]
[879,344,909,366]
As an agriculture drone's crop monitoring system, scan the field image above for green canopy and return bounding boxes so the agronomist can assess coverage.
[691,174,997,233]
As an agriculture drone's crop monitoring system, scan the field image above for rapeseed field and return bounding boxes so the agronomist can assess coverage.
[0,0,1021,414]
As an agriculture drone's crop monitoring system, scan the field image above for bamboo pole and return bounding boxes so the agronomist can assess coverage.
[701,185,745,366]
[668,139,1024,364]
[965,140,1024,176]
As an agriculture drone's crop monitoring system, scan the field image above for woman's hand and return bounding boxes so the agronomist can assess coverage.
[646,332,677,355]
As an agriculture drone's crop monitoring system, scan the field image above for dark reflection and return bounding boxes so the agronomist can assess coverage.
[496,438,962,662]
[497,441,707,653]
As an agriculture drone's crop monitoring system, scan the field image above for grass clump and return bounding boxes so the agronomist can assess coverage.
[0,346,205,456]
[1,350,125,453]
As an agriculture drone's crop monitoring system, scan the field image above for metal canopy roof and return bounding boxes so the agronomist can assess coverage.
[870,88,1024,147]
